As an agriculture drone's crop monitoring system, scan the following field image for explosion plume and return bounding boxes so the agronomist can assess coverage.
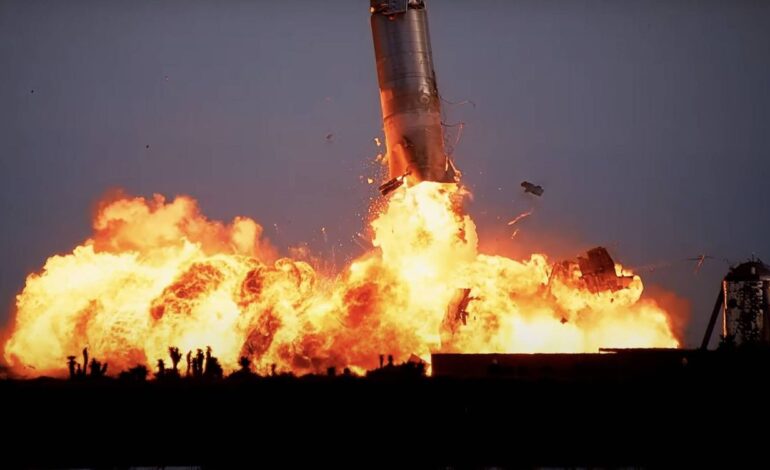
[3,183,679,377]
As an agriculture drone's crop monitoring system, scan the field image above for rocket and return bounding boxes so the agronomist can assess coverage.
[370,0,459,195]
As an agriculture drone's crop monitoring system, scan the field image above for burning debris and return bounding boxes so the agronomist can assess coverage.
[378,170,411,196]
[550,247,635,294]
[507,209,533,237]
[578,247,635,293]
[440,288,477,351]
[507,209,533,227]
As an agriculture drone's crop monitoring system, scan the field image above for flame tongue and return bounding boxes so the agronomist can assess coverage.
[3,183,678,377]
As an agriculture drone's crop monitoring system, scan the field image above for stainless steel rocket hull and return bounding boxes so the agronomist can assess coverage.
[370,0,457,186]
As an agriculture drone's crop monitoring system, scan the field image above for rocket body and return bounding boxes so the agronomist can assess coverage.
[370,0,457,186]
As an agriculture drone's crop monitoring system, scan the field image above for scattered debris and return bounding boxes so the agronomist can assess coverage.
[507,209,533,238]
[521,181,544,197]
[325,133,334,142]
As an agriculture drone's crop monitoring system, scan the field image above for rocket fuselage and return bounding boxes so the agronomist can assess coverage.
[370,0,457,185]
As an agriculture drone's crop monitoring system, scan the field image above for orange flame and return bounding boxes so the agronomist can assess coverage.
[3,183,679,376]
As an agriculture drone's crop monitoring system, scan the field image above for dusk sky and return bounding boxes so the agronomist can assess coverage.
[1,0,769,348]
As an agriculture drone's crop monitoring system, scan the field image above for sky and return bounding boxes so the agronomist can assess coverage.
[1,0,769,348]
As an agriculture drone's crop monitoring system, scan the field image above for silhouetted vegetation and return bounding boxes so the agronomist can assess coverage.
[65,347,107,379]
[58,345,436,381]
[228,356,255,381]
[64,344,258,382]
[169,346,183,375]
[118,365,148,382]
[204,346,223,379]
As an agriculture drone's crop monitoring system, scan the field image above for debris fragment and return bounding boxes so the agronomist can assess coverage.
[521,181,544,196]
[507,209,533,226]
[440,288,478,351]
[549,247,634,294]
[366,177,374,184]
[687,254,714,274]
[379,177,403,196]
[325,133,334,142]
[378,170,411,196]
[507,209,533,238]
[374,137,381,147]
[577,247,634,293]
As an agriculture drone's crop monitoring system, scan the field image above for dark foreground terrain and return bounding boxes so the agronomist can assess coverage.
[3,350,769,468]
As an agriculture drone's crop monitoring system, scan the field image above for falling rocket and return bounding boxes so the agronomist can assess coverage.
[370,0,459,194]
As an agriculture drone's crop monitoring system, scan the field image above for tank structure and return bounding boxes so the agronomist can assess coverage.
[370,0,458,194]
[722,259,770,346]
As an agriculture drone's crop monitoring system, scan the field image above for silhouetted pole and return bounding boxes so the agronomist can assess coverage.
[701,289,725,350]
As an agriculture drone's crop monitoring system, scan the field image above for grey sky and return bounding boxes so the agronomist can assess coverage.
[1,0,769,348]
